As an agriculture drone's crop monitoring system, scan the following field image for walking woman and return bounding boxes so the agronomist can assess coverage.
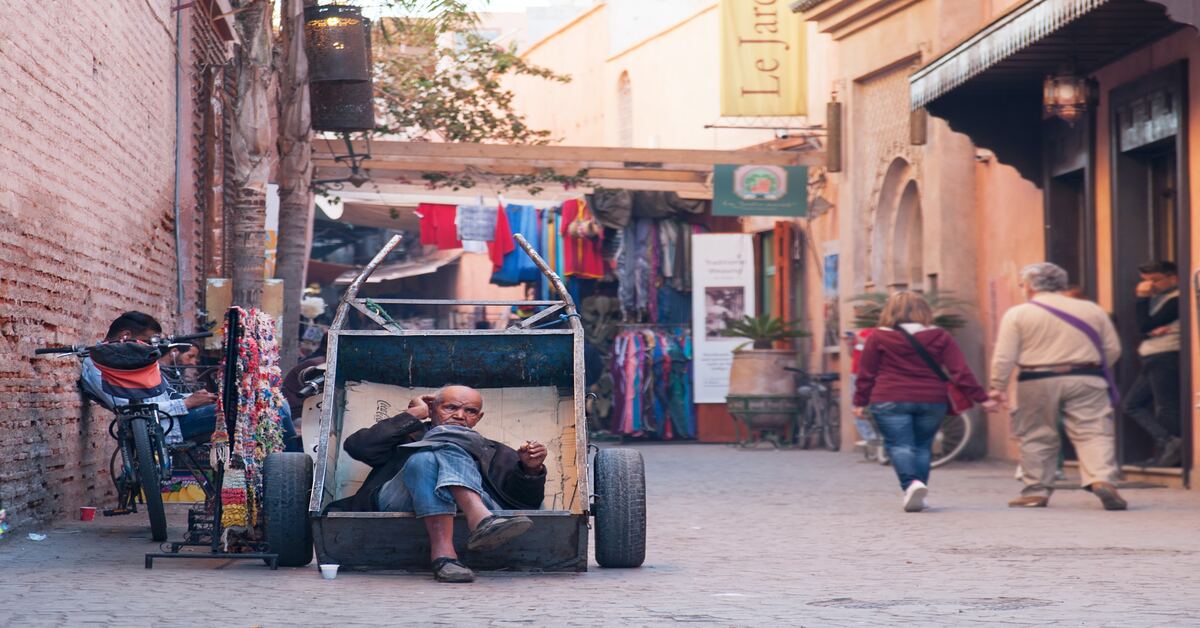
[852,292,993,512]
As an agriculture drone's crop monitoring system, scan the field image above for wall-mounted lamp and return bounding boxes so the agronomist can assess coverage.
[1043,70,1091,126]
[305,4,374,190]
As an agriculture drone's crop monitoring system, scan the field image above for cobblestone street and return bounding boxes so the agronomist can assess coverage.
[4,444,1200,626]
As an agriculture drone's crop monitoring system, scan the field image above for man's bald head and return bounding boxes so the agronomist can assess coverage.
[430,385,485,428]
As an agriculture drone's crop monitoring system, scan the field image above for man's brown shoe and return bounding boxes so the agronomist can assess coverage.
[1008,495,1049,508]
[1090,482,1128,511]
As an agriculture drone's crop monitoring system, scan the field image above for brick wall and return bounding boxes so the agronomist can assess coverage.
[0,2,200,528]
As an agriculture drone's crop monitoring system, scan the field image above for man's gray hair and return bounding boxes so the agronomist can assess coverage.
[1020,262,1069,293]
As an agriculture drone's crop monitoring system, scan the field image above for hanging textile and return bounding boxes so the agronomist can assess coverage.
[609,327,695,439]
[561,198,605,279]
[418,203,461,250]
[490,204,542,285]
[456,204,497,242]
[210,308,287,533]
[487,203,514,271]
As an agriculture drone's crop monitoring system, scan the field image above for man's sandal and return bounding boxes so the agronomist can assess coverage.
[466,515,533,552]
[431,557,475,583]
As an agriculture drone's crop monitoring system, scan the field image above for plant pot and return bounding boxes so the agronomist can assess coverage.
[726,349,797,430]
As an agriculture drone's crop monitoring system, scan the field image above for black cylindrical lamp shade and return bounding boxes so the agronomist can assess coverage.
[304,4,374,133]
[311,81,376,133]
[304,5,370,82]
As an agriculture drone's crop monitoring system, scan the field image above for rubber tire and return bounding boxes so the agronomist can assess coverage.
[931,413,974,469]
[821,400,842,451]
[131,417,168,542]
[593,448,646,568]
[264,452,314,567]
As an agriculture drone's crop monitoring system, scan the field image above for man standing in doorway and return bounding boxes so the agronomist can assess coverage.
[989,263,1127,510]
[1123,260,1182,467]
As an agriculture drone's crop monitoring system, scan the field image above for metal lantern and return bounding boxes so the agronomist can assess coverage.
[304,4,374,132]
[1043,72,1090,125]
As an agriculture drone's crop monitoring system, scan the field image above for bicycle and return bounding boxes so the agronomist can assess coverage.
[863,410,973,468]
[784,367,841,451]
[35,332,211,542]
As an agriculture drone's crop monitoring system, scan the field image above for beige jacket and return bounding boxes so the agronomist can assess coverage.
[989,293,1122,391]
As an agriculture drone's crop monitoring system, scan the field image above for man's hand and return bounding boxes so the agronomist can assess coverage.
[183,390,217,409]
[517,441,547,473]
[988,389,1008,405]
[1149,325,1172,337]
[981,399,1001,412]
[406,396,431,421]
[852,406,865,418]
[1136,280,1154,298]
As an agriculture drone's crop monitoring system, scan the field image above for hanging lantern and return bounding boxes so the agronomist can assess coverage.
[1043,72,1090,125]
[304,4,374,132]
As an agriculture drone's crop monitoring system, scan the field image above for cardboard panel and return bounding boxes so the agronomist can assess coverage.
[336,382,574,510]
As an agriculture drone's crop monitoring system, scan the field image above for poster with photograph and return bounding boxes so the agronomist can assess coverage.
[692,234,756,403]
[823,253,840,348]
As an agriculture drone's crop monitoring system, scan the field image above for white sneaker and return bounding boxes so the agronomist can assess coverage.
[903,481,928,512]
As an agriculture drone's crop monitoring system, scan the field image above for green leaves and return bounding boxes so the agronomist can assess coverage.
[718,314,808,350]
[848,290,971,331]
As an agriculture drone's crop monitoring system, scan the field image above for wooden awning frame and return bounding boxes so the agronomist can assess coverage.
[313,139,824,200]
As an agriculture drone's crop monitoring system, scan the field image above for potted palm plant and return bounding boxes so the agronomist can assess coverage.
[720,315,809,435]
[849,290,969,331]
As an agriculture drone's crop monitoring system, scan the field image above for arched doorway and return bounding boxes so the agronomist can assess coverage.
[891,180,924,290]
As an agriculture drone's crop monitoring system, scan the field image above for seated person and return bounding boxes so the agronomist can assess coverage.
[81,312,218,443]
[82,311,301,450]
[337,385,547,584]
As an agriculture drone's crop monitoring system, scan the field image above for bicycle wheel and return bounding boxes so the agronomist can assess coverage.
[131,417,168,542]
[821,398,841,451]
[930,413,973,469]
[796,403,815,449]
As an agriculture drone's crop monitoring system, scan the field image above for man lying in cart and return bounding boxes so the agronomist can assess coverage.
[333,384,548,583]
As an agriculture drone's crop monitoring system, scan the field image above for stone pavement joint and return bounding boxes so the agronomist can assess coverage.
[3,444,1200,626]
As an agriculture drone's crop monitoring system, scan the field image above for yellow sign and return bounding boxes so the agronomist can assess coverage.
[720,0,807,117]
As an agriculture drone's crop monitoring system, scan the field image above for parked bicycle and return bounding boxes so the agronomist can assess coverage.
[784,367,841,451]
[35,332,212,542]
[862,411,973,468]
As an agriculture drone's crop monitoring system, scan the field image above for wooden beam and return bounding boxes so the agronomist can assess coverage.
[316,163,708,184]
[315,139,824,167]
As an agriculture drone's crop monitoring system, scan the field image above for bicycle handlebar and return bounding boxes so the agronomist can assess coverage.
[34,346,81,355]
[33,331,214,358]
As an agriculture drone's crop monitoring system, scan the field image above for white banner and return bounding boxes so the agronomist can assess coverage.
[691,234,756,403]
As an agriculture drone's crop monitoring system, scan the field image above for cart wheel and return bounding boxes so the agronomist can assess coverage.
[593,448,646,568]
[264,452,314,567]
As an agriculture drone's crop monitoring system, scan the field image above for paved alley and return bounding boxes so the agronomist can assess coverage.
[3,444,1199,627]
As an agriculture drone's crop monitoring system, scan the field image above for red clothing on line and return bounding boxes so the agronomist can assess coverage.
[560,198,604,279]
[487,203,514,271]
[852,326,988,408]
[417,203,461,250]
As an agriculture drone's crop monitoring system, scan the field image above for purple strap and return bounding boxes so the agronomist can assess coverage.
[1030,301,1120,406]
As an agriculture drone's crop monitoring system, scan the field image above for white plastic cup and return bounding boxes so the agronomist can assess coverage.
[319,564,339,580]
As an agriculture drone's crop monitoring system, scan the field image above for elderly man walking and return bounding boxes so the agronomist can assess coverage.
[990,263,1127,510]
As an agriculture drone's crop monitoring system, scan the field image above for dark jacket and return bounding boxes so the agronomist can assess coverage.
[327,411,547,512]
[853,325,988,408]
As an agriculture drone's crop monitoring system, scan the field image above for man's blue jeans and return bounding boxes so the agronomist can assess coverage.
[871,401,948,490]
[376,444,500,516]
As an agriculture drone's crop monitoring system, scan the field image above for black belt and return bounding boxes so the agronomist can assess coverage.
[1018,367,1105,382]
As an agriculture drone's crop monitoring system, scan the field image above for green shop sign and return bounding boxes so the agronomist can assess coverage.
[712,164,808,217]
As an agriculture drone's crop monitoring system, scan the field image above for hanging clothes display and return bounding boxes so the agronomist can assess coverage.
[487,203,514,271]
[609,327,695,439]
[418,203,462,250]
[490,204,542,285]
[561,198,605,279]
[210,307,287,534]
[456,204,497,242]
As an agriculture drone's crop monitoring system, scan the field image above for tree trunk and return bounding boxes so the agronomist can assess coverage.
[228,0,274,309]
[274,0,315,371]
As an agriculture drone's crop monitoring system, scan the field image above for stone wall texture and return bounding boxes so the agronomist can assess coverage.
[0,1,198,528]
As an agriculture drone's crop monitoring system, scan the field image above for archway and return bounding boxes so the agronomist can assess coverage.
[891,179,924,289]
[870,157,911,286]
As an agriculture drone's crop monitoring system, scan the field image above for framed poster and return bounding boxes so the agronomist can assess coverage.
[692,234,756,403]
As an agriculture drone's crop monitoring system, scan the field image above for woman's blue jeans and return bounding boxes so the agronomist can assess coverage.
[870,401,948,490]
